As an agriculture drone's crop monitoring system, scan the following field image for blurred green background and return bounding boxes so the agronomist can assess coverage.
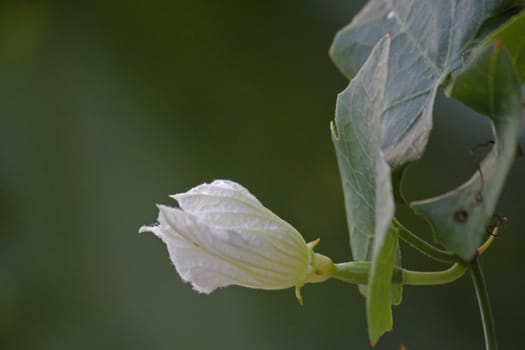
[1,1,524,349]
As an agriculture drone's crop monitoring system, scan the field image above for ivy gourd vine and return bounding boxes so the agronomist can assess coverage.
[330,0,525,347]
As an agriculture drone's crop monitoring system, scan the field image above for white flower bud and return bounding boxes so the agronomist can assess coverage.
[140,180,333,303]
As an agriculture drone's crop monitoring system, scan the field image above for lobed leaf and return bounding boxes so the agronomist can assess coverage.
[330,0,516,168]
[412,43,523,260]
[332,35,398,344]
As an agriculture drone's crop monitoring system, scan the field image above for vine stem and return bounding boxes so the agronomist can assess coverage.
[332,261,467,286]
[470,257,498,350]
[332,220,499,284]
[402,262,467,285]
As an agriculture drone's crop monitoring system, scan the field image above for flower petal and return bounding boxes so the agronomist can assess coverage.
[173,180,306,256]
[142,204,310,293]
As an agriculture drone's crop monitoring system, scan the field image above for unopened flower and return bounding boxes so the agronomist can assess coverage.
[140,180,333,303]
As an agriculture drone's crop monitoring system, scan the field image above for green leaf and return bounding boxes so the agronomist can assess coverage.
[367,225,400,346]
[412,43,523,260]
[330,0,516,168]
[331,35,398,344]
[391,239,403,306]
[479,10,525,81]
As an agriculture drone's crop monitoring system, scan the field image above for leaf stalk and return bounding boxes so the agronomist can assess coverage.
[394,218,460,264]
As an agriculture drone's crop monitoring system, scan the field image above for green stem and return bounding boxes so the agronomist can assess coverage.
[470,257,498,350]
[394,218,460,264]
[332,261,467,286]
[402,262,467,285]
[331,261,373,284]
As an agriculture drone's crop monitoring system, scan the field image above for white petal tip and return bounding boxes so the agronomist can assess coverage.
[138,225,154,234]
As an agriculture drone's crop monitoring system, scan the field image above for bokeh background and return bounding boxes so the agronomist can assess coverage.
[1,1,524,349]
